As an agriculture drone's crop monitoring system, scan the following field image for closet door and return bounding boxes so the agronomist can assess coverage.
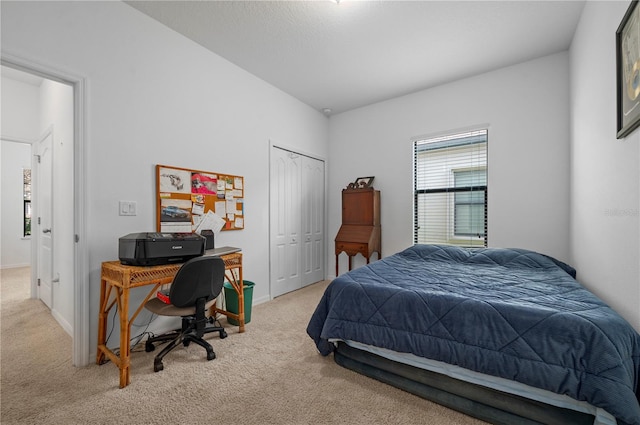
[270,147,325,298]
[271,147,301,297]
[301,156,324,285]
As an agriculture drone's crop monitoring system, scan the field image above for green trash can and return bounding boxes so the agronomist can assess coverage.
[223,280,255,325]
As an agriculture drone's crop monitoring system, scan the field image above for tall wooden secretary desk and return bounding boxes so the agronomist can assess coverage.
[334,186,381,276]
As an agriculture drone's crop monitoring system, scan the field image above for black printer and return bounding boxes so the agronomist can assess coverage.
[119,232,205,266]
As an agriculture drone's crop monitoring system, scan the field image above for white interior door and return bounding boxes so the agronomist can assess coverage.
[301,156,324,285]
[36,132,53,309]
[271,146,325,298]
[271,147,302,297]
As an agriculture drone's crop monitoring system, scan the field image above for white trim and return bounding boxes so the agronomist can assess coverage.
[73,74,89,367]
[411,123,492,144]
[52,309,73,337]
[0,135,35,145]
[0,263,31,269]
[1,52,89,367]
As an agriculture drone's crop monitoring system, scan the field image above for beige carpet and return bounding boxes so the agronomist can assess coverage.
[0,267,486,425]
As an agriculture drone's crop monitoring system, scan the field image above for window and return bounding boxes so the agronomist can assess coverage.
[23,168,31,237]
[454,169,486,237]
[413,130,487,247]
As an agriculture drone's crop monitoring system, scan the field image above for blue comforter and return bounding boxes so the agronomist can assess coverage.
[307,245,640,425]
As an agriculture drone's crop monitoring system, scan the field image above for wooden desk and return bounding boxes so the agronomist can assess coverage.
[96,252,243,388]
[335,225,381,275]
[335,187,381,276]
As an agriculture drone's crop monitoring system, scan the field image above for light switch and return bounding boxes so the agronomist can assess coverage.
[119,201,137,216]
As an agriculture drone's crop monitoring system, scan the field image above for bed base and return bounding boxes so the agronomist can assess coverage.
[334,341,595,425]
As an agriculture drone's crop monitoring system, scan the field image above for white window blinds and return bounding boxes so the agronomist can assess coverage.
[413,130,487,247]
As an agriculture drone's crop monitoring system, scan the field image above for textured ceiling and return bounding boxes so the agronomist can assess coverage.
[126,0,586,115]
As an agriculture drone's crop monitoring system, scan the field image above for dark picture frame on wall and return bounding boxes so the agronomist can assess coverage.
[616,0,640,138]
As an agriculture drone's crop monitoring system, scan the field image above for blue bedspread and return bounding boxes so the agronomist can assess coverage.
[307,245,640,425]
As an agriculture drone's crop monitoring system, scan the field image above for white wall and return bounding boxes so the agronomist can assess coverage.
[0,140,32,268]
[329,52,571,273]
[1,1,329,357]
[1,75,40,140]
[1,76,40,268]
[570,1,640,331]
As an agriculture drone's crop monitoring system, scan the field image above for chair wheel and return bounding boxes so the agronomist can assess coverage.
[154,361,164,372]
[145,342,155,352]
[220,330,228,339]
[183,340,191,347]
[207,351,216,361]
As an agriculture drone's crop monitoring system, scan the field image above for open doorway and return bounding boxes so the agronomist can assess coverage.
[1,64,73,327]
[1,59,88,367]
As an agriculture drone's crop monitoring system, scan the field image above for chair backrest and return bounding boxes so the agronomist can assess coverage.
[169,256,225,308]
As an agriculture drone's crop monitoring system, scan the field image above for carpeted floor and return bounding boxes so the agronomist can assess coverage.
[0,267,486,425]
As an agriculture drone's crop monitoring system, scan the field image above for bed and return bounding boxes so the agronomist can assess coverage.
[307,244,640,425]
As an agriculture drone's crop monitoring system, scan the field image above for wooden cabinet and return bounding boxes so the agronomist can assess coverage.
[335,187,381,275]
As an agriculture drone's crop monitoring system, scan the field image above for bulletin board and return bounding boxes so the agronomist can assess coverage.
[156,164,244,233]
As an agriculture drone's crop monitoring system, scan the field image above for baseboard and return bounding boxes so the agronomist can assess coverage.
[0,263,31,269]
[52,309,73,337]
[253,294,270,305]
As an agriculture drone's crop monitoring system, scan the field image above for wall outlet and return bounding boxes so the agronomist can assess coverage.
[119,201,137,216]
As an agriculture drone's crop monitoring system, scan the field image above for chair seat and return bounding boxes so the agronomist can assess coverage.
[145,297,217,317]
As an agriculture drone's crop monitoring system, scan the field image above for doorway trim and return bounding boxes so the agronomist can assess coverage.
[2,53,89,367]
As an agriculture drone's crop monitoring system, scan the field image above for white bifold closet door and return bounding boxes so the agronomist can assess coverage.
[270,146,325,298]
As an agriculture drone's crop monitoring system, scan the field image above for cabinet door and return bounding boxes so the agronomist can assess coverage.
[342,190,374,225]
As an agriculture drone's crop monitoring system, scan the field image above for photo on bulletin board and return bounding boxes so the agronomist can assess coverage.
[158,167,191,194]
[156,164,244,233]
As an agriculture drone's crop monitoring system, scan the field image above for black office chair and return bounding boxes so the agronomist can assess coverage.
[144,256,228,372]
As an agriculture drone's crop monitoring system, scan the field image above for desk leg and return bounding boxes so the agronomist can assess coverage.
[237,280,245,333]
[223,267,245,333]
[237,265,245,333]
[117,288,131,388]
[96,278,108,365]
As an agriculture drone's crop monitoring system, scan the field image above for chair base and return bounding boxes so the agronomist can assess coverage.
[145,316,227,372]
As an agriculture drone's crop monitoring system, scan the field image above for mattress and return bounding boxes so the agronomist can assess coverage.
[339,339,616,425]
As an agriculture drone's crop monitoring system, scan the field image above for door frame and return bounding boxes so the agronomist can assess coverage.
[2,53,89,367]
[268,140,327,299]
